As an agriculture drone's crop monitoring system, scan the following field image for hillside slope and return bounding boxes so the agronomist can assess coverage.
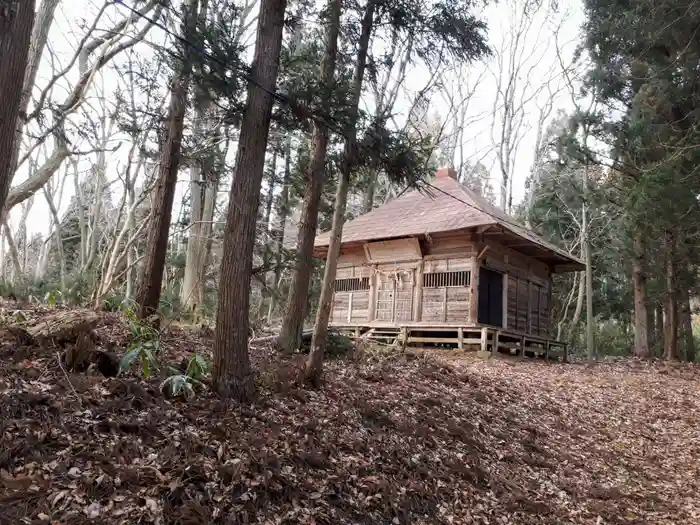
[0,312,698,524]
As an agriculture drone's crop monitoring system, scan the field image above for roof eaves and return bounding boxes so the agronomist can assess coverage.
[498,222,584,268]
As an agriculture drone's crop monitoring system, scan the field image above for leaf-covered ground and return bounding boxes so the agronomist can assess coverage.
[1,310,699,525]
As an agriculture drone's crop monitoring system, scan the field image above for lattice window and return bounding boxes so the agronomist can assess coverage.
[423,270,471,288]
[333,277,370,293]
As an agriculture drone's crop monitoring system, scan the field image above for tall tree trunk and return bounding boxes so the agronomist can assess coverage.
[267,141,292,323]
[679,283,695,362]
[180,123,208,310]
[195,172,218,306]
[654,301,663,354]
[262,152,277,231]
[276,0,343,353]
[556,273,577,341]
[43,186,66,291]
[581,167,595,360]
[632,229,650,357]
[3,222,22,285]
[307,0,375,382]
[362,172,377,213]
[663,229,678,360]
[646,296,654,352]
[136,0,199,319]
[583,215,595,359]
[0,229,4,281]
[83,120,111,273]
[212,0,287,400]
[0,0,36,212]
[180,0,211,313]
[568,270,585,346]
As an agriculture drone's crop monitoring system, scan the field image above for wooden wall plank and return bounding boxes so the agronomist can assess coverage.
[366,238,422,263]
[337,246,368,268]
[478,239,550,285]
[422,232,477,258]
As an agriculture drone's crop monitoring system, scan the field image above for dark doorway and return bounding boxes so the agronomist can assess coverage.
[478,267,503,327]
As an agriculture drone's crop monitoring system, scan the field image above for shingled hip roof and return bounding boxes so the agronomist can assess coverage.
[314,170,583,271]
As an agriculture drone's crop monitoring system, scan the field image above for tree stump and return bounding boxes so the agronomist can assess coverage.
[63,332,95,372]
[62,331,120,377]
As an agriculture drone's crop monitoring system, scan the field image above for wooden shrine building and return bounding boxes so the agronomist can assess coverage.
[313,167,584,358]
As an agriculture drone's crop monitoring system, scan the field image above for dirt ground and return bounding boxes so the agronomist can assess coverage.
[0,309,698,524]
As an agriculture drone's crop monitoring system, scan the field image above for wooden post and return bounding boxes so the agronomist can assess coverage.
[413,261,423,321]
[391,278,397,322]
[563,342,569,363]
[520,335,526,359]
[457,327,464,350]
[442,287,448,322]
[502,273,508,328]
[547,277,553,338]
[368,266,377,322]
[469,256,480,324]
[477,326,490,359]
[347,292,353,323]
[527,280,533,334]
[493,330,500,356]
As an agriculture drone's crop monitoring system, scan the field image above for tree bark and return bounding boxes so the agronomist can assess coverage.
[307,0,374,382]
[136,0,199,319]
[662,229,678,360]
[679,283,695,362]
[580,130,595,360]
[277,0,343,353]
[43,185,66,291]
[556,272,577,341]
[0,0,36,212]
[82,115,112,273]
[568,270,585,346]
[262,151,277,232]
[212,0,287,400]
[2,222,23,284]
[632,229,650,357]
[654,301,663,354]
[267,140,292,323]
[362,172,377,213]
[180,0,212,313]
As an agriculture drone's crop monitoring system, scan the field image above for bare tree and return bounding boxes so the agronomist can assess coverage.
[3,1,163,221]
[0,0,36,212]
[488,0,565,213]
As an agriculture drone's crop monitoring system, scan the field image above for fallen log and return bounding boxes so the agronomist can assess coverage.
[249,329,314,345]
[23,309,102,344]
[0,326,36,346]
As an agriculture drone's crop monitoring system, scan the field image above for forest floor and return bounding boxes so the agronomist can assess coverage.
[1,306,699,525]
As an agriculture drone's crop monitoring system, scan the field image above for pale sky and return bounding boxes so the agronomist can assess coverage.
[12,0,585,241]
